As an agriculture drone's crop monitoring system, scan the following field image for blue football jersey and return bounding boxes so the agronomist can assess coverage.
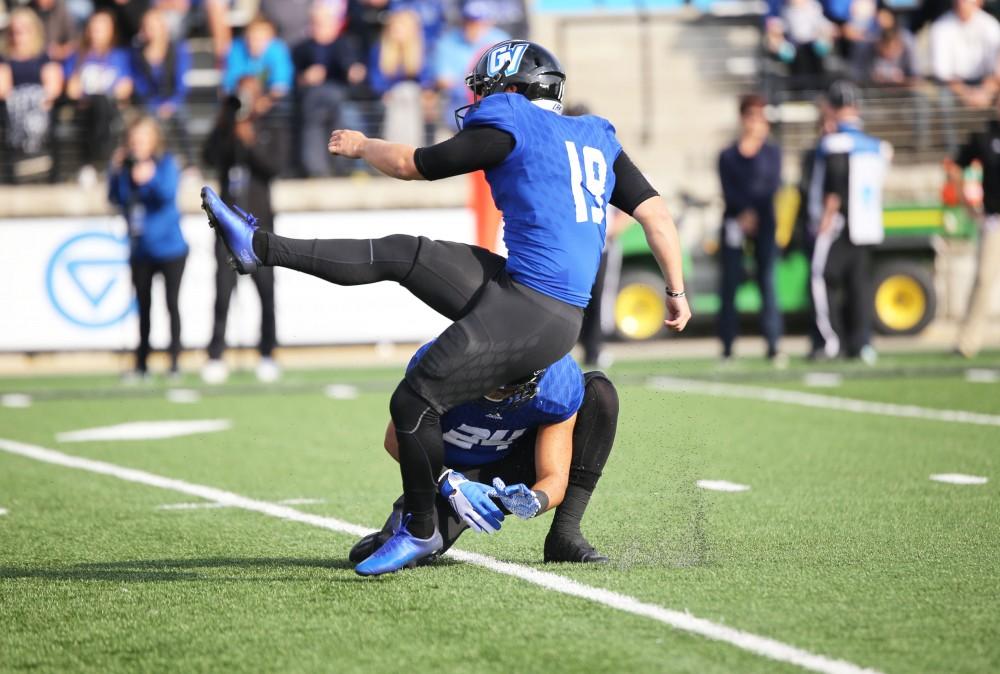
[407,342,585,466]
[463,93,622,308]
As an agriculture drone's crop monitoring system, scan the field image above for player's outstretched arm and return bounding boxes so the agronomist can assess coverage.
[632,195,692,332]
[328,129,424,181]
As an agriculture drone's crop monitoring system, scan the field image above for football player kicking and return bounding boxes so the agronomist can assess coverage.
[202,39,690,576]
[348,344,618,566]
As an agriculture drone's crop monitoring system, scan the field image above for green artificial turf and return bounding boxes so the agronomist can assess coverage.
[1,353,998,673]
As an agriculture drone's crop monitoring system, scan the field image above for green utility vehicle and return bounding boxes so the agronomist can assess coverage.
[612,190,978,341]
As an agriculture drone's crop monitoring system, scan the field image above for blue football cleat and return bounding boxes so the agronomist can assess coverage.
[355,514,442,577]
[201,185,261,274]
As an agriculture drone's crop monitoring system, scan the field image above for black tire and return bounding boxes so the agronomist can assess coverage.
[613,269,667,341]
[872,261,936,336]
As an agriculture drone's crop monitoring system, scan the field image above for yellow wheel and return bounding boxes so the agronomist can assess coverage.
[614,272,666,341]
[873,264,935,335]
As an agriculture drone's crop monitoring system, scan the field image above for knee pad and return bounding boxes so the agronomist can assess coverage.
[389,379,438,435]
[582,371,620,424]
[570,372,619,488]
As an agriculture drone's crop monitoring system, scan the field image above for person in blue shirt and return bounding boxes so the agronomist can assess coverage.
[432,2,509,131]
[130,8,193,164]
[221,15,293,105]
[348,345,619,565]
[203,39,690,576]
[65,9,133,181]
[109,115,188,378]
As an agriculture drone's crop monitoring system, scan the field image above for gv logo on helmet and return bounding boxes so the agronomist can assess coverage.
[486,43,528,77]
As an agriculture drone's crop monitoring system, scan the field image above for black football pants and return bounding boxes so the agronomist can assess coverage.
[257,232,583,538]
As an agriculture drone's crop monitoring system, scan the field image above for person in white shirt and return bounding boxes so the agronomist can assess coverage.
[931,0,1000,149]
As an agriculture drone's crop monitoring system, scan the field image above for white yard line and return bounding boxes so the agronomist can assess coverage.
[697,480,751,493]
[56,420,231,443]
[649,377,1000,428]
[929,473,989,485]
[965,369,999,384]
[1,394,32,409]
[165,389,202,404]
[0,437,879,674]
[157,497,326,511]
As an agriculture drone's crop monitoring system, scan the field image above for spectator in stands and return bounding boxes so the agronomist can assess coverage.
[858,14,929,151]
[94,0,151,46]
[202,75,286,384]
[260,0,317,50]
[345,0,390,61]
[29,0,77,62]
[433,0,508,131]
[931,0,1000,150]
[480,0,528,39]
[369,8,435,146]
[717,94,784,363]
[0,7,63,182]
[808,81,890,364]
[393,0,445,55]
[864,16,916,86]
[108,115,187,379]
[152,0,191,40]
[131,7,192,164]
[204,0,232,61]
[221,14,293,110]
[764,0,834,89]
[951,99,1000,358]
[292,0,366,176]
[64,9,133,185]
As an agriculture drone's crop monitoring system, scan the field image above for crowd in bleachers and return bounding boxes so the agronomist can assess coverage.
[0,0,528,183]
[764,0,1000,149]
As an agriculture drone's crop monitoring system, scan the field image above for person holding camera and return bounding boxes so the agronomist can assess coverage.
[109,115,188,379]
[201,75,287,383]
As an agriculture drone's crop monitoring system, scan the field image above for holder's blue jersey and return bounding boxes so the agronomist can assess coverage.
[463,93,622,308]
[407,342,585,466]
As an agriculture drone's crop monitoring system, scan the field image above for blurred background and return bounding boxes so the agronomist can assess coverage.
[0,0,998,379]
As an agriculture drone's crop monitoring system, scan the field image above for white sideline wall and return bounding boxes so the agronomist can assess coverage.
[0,209,475,352]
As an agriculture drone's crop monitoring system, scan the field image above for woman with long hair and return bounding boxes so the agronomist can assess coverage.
[368,9,435,146]
[65,9,133,184]
[109,115,188,379]
[0,8,63,181]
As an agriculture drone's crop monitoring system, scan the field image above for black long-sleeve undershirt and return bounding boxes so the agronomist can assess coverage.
[413,126,658,216]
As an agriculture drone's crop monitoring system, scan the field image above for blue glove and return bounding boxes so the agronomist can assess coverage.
[439,470,504,533]
[492,478,542,520]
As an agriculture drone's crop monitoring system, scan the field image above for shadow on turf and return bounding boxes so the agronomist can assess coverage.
[0,557,384,582]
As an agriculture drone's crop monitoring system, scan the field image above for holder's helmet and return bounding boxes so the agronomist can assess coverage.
[478,368,547,415]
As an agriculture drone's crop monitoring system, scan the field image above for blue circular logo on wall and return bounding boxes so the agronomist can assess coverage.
[46,231,135,328]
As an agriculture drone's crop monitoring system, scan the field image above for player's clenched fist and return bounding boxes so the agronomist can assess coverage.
[328,129,367,158]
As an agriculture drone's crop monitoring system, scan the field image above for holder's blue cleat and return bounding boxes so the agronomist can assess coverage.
[355,514,442,577]
[201,185,261,274]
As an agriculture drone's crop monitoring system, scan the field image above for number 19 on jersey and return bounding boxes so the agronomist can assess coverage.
[565,141,608,225]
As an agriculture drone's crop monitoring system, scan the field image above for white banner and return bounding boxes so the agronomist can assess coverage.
[0,209,476,352]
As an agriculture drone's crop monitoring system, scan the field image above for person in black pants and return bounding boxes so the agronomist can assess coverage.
[717,94,784,362]
[109,115,188,377]
[202,75,286,383]
[809,81,889,363]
